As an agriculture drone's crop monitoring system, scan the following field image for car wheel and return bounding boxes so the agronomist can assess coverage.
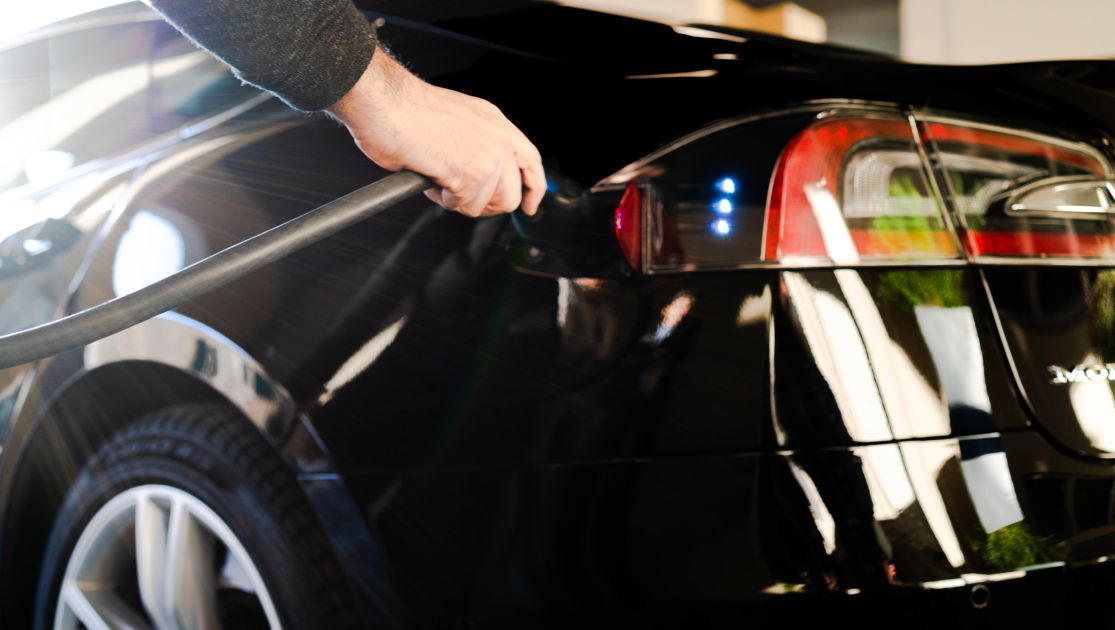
[33,404,357,629]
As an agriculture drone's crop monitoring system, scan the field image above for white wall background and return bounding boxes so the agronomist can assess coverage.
[901,0,1115,64]
[563,0,727,23]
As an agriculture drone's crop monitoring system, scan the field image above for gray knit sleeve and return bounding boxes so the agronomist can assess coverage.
[145,0,377,112]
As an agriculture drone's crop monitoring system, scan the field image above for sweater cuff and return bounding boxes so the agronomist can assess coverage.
[268,5,378,112]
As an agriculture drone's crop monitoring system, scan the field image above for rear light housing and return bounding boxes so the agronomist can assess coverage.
[763,115,959,264]
[604,104,1115,273]
[921,119,1115,261]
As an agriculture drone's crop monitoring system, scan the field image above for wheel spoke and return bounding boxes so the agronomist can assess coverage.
[60,582,111,630]
[218,547,257,594]
[164,498,220,629]
[68,485,275,630]
[135,492,170,627]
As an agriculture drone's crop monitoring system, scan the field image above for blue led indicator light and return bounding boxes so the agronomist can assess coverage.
[717,177,737,195]
[715,198,733,214]
[713,219,732,236]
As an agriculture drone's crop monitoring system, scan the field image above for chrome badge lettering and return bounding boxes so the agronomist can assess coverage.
[1049,364,1115,384]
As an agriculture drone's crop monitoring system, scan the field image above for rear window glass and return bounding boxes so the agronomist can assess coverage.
[0,13,254,193]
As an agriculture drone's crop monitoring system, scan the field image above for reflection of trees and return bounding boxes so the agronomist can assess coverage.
[972,522,1056,571]
[878,269,966,309]
[1019,473,1115,564]
[1092,270,1115,357]
[933,455,1061,573]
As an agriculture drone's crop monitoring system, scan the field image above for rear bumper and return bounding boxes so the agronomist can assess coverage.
[308,427,1115,625]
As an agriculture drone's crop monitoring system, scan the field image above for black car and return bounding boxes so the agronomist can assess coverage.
[4,1,1115,628]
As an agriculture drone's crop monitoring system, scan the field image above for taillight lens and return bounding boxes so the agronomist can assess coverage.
[921,120,1115,260]
[604,107,1115,273]
[763,116,959,264]
[614,181,643,269]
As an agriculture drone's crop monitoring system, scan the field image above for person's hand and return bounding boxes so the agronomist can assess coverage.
[328,47,545,218]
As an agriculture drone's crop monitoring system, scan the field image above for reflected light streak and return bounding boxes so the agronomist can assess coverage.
[899,441,966,568]
[117,132,246,209]
[0,166,128,242]
[572,278,603,290]
[804,182,858,264]
[784,272,892,442]
[810,269,967,565]
[858,444,915,521]
[651,292,694,344]
[625,69,718,80]
[0,198,38,239]
[84,312,290,426]
[0,1,132,42]
[0,50,208,188]
[788,459,837,555]
[557,277,570,328]
[318,316,407,405]
[671,25,748,43]
[112,210,185,296]
[24,150,74,185]
[735,284,771,327]
[960,449,1024,534]
[836,269,951,439]
[1068,353,1115,452]
[915,305,992,414]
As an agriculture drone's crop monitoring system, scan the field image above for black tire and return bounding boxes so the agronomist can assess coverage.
[33,403,358,629]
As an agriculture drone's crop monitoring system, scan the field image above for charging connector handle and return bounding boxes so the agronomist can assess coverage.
[0,170,432,369]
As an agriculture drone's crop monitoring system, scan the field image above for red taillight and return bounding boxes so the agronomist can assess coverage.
[922,120,1114,261]
[606,108,1115,273]
[614,181,642,269]
[921,123,1105,177]
[763,116,960,264]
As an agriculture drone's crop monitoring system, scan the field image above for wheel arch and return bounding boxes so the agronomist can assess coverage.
[0,312,305,626]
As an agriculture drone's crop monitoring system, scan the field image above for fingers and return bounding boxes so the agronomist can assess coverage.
[428,148,534,218]
[485,154,523,214]
[452,156,503,218]
[379,88,543,219]
[517,144,546,217]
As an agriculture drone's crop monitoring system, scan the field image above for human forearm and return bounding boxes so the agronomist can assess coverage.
[145,0,376,111]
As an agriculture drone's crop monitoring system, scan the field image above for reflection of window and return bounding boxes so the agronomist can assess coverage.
[0,7,254,193]
[149,22,248,122]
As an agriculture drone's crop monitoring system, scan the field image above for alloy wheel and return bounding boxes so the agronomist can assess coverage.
[54,484,281,629]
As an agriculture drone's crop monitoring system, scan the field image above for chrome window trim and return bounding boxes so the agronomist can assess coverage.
[1005,175,1115,219]
[647,258,1115,274]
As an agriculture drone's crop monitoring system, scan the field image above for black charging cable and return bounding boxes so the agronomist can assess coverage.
[0,170,432,369]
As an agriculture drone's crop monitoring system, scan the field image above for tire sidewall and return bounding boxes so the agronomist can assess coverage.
[34,417,329,629]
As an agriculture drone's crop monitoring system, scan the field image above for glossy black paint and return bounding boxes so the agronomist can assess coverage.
[4,2,1115,627]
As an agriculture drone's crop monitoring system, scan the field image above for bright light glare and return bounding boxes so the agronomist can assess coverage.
[0,50,207,189]
[712,219,731,235]
[0,1,132,43]
[112,211,185,297]
[717,177,737,194]
[24,150,74,185]
[715,198,733,214]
